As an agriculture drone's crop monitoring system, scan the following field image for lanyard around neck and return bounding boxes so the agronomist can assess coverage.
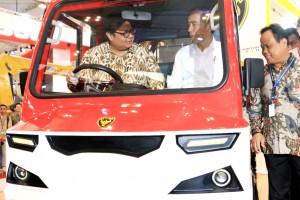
[0,116,6,128]
[269,55,296,102]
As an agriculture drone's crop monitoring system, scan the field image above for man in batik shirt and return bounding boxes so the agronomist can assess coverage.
[248,24,300,200]
[67,17,165,91]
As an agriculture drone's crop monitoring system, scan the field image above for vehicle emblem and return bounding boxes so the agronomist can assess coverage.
[97,117,116,128]
[236,0,249,29]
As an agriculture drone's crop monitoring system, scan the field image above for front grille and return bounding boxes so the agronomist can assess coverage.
[46,135,164,157]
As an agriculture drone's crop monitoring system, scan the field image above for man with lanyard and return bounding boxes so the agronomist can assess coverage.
[0,104,12,173]
[167,8,223,88]
[248,24,300,200]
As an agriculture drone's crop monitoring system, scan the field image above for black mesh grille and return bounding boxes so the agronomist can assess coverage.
[46,135,164,157]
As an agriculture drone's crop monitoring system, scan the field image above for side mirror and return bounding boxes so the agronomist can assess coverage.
[243,58,265,96]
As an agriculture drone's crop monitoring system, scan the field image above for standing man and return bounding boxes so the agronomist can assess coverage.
[10,102,22,126]
[0,104,12,172]
[167,8,223,88]
[285,27,300,50]
[285,27,300,59]
[249,24,300,200]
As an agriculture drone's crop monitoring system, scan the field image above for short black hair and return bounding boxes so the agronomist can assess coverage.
[0,104,7,108]
[102,16,134,42]
[103,17,131,34]
[189,8,214,34]
[15,102,22,106]
[260,23,288,44]
[285,27,300,41]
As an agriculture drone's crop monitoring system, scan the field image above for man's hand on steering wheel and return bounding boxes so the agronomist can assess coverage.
[67,64,123,92]
[66,71,81,86]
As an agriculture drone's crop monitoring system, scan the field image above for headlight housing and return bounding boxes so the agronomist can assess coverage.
[176,133,239,154]
[7,134,38,152]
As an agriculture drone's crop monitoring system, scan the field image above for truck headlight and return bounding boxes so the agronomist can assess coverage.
[12,137,35,146]
[7,134,38,152]
[176,133,239,154]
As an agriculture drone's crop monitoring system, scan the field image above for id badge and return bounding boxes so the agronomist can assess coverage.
[269,104,275,117]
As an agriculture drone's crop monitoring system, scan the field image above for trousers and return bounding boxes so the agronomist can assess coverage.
[265,154,300,200]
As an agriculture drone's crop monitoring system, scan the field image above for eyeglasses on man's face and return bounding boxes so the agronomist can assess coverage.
[114,29,136,38]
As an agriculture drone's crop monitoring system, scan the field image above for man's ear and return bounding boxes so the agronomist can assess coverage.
[106,32,114,41]
[281,38,288,47]
[203,26,212,35]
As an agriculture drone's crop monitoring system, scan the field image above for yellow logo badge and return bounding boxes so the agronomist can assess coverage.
[97,117,116,128]
[236,0,249,29]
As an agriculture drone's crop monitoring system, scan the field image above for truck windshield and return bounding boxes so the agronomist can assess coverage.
[32,0,224,96]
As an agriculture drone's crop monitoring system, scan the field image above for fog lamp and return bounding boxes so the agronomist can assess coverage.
[14,166,29,182]
[212,169,231,187]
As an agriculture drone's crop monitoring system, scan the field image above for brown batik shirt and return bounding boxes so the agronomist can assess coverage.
[79,42,165,90]
[248,56,300,156]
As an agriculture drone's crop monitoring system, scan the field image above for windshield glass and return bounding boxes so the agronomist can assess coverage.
[34,0,223,95]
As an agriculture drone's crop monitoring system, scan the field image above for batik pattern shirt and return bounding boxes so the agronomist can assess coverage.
[79,42,165,89]
[248,56,300,156]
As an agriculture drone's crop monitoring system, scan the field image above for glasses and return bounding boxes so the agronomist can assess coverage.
[114,29,136,38]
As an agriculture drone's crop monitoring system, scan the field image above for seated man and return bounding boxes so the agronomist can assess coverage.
[167,8,223,88]
[67,16,165,92]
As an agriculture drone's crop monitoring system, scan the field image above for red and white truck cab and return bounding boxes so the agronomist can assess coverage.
[4,0,264,199]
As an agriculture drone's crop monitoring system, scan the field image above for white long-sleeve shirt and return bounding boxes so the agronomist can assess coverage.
[167,38,223,88]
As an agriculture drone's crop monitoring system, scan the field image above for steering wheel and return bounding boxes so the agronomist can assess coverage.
[72,64,148,92]
[73,64,123,83]
[72,64,123,92]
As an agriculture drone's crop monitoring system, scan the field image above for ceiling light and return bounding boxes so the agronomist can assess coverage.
[38,3,47,9]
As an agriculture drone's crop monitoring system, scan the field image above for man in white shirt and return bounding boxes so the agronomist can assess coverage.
[167,8,223,88]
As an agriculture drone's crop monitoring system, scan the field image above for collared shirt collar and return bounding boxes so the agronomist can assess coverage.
[103,42,134,56]
[272,53,294,73]
[191,37,216,52]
